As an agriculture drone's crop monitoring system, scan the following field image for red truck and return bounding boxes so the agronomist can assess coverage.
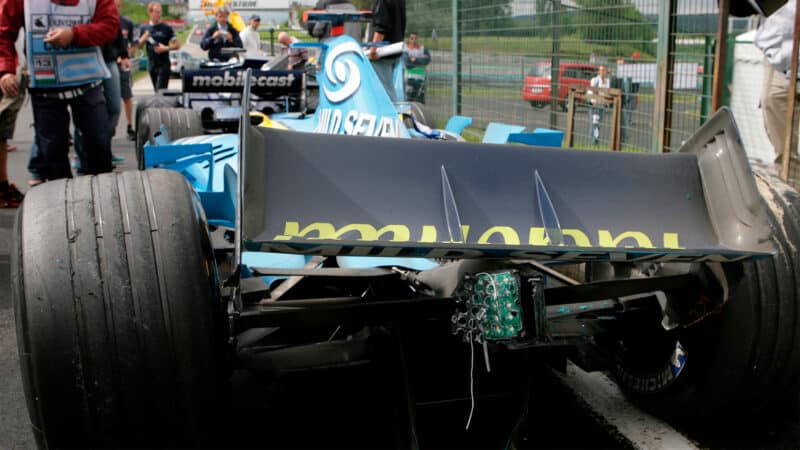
[521,61,599,109]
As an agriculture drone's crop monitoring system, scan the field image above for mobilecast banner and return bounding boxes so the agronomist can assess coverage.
[182,69,303,98]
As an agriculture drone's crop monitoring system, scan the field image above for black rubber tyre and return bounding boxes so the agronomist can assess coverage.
[12,170,228,448]
[530,101,545,109]
[395,101,434,128]
[134,95,181,167]
[610,166,800,423]
[136,107,203,169]
[134,94,180,131]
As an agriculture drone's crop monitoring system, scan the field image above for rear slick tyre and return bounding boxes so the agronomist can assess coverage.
[136,107,203,169]
[12,170,227,448]
[134,94,180,134]
[610,166,800,424]
[134,95,181,167]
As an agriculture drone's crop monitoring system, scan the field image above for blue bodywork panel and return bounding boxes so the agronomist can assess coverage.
[146,134,239,228]
[274,35,411,137]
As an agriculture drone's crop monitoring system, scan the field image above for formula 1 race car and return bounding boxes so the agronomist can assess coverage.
[133,49,309,168]
[11,18,800,450]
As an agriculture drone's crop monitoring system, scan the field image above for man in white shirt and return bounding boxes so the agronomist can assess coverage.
[239,14,263,59]
[278,32,308,70]
[588,66,610,145]
[754,0,797,164]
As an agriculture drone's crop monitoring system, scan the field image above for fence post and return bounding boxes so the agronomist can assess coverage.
[711,0,729,113]
[652,0,676,153]
[452,0,462,116]
[780,1,800,181]
[700,36,713,125]
[269,28,275,56]
[549,0,561,130]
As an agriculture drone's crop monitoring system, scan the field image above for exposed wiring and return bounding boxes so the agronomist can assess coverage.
[459,272,504,430]
[327,325,341,342]
[466,331,475,430]
[483,341,491,373]
[476,272,497,373]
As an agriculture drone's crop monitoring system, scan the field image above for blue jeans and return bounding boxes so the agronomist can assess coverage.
[589,107,605,144]
[621,109,632,143]
[28,141,42,181]
[29,84,112,180]
[105,62,122,134]
[74,62,120,171]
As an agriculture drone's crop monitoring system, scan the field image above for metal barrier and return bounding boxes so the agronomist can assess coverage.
[565,86,623,151]
[407,0,662,151]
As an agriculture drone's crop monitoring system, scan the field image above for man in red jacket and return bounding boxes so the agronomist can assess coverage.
[0,0,119,184]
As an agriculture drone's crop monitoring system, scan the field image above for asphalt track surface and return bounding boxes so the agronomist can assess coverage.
[2,75,800,449]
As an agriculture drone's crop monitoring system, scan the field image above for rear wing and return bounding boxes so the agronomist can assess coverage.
[182,69,304,99]
[238,106,773,263]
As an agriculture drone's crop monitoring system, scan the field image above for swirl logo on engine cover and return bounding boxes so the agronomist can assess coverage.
[323,41,363,104]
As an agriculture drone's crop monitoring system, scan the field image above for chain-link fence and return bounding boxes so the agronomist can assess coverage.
[401,0,800,188]
[405,1,756,148]
[407,0,664,151]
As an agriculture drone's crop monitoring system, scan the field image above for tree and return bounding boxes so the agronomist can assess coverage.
[409,0,513,37]
[533,0,552,36]
[403,0,439,38]
[459,0,513,35]
[573,0,654,47]
[351,0,372,9]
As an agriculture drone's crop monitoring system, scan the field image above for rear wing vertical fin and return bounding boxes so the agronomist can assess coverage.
[234,69,253,271]
[678,107,772,250]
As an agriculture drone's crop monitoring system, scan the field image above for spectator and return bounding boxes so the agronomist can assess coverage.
[0,31,26,207]
[617,75,637,144]
[403,31,430,68]
[74,0,130,171]
[278,32,308,70]
[403,31,429,103]
[0,0,117,184]
[588,65,610,145]
[755,0,797,165]
[239,14,263,58]
[136,2,179,92]
[367,0,406,102]
[201,7,243,62]
[118,0,136,140]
